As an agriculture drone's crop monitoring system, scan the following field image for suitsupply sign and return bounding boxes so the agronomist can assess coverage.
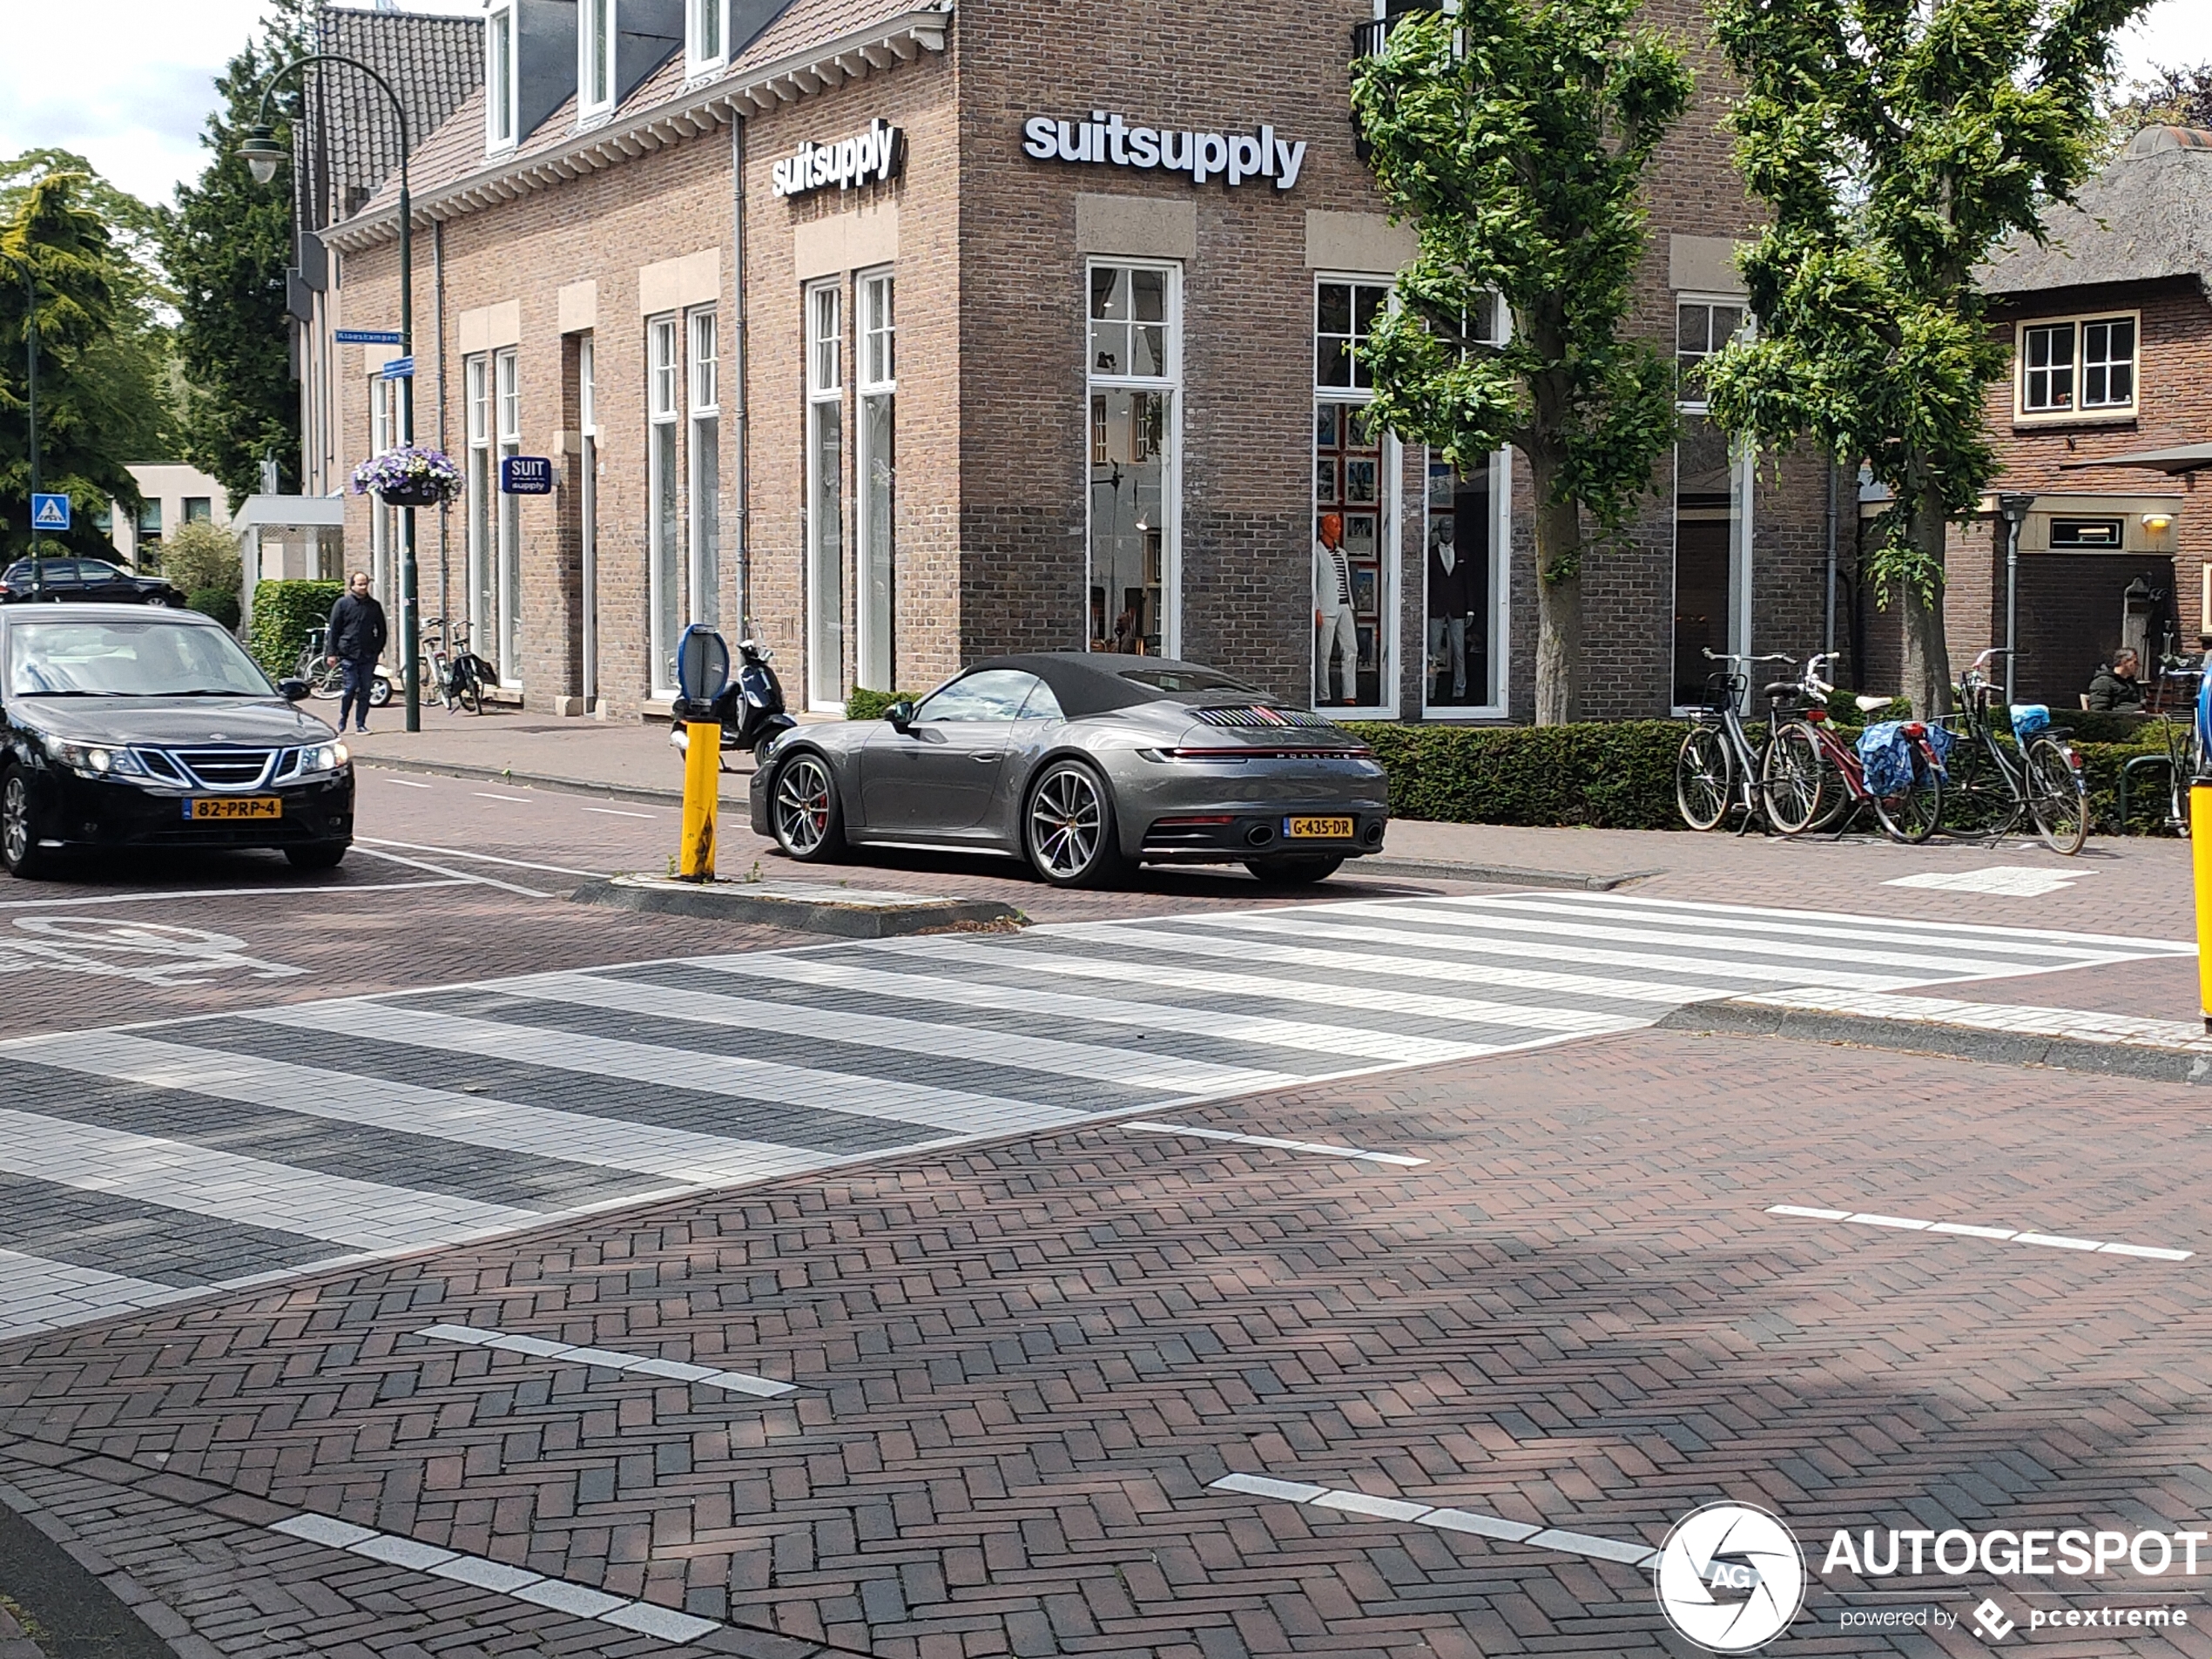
[1022,110,1309,190]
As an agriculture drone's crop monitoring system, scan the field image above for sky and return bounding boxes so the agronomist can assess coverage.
[3,0,2210,212]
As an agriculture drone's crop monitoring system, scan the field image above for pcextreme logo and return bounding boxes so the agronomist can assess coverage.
[1656,1503,1809,1653]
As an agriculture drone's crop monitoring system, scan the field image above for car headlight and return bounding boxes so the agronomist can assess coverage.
[296,742,350,776]
[46,738,146,779]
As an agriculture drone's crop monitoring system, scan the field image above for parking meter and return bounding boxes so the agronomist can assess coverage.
[673,625,731,724]
[673,625,729,883]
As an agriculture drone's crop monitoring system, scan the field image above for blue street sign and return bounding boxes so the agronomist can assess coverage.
[381,356,415,381]
[334,328,405,345]
[500,455,555,496]
[30,493,70,531]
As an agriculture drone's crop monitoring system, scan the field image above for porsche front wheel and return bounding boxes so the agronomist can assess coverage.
[771,752,846,861]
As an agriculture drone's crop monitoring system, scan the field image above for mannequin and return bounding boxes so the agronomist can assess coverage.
[1314,511,1359,705]
[1426,516,1477,701]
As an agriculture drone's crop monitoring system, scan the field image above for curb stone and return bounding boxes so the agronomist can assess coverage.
[0,1470,185,1658]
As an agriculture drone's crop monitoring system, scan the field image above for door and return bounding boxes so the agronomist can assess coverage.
[77,560,134,602]
[36,562,80,600]
[860,668,1044,835]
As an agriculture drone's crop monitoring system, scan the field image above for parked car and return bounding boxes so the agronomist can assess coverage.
[751,652,1390,887]
[0,557,189,607]
[0,605,354,879]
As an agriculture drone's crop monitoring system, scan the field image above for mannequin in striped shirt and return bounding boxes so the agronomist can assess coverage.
[1313,512,1359,705]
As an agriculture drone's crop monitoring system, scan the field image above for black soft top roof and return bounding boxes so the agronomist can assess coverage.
[963,652,1264,718]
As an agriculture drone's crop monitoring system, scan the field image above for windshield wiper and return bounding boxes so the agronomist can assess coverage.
[11,689,125,697]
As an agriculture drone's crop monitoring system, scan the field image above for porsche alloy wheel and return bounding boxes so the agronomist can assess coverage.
[1025,760,1125,887]
[772,752,846,861]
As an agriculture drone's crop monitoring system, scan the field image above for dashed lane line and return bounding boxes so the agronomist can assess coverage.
[1208,1474,1658,1568]
[1123,1120,1427,1167]
[354,837,607,879]
[1768,1204,2193,1261]
[346,844,554,900]
[377,777,433,789]
[472,792,533,804]
[415,1324,797,1396]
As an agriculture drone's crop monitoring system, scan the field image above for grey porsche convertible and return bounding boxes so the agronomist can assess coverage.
[749,653,1389,887]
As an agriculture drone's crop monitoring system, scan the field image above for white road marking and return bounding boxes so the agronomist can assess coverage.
[268,1513,722,1643]
[1887,867,2090,897]
[356,836,606,879]
[415,1324,796,1396]
[0,918,302,986]
[0,1248,192,1337]
[582,806,657,819]
[1123,1120,1427,1167]
[377,777,434,789]
[1766,1204,2191,1261]
[474,792,533,803]
[0,1106,542,1252]
[0,880,465,911]
[1207,1474,1657,1568]
[347,843,554,899]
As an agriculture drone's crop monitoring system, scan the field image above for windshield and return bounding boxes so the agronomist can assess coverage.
[4,618,275,698]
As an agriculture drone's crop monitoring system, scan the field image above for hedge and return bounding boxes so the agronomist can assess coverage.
[846,686,919,721]
[247,580,344,679]
[188,586,241,631]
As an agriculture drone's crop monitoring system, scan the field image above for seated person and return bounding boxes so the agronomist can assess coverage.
[2085,649,2145,712]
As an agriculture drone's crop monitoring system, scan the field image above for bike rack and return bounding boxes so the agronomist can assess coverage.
[2117,752,2185,833]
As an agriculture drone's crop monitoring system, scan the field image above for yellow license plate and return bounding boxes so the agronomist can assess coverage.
[1284,815,1355,840]
[185,797,282,821]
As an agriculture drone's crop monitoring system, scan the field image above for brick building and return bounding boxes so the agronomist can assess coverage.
[317,0,1831,723]
[1913,125,2211,711]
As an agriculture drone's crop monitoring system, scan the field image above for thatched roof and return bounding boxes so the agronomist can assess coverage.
[1981,127,2212,300]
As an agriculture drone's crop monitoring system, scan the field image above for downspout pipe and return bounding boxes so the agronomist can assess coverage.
[731,111,752,641]
[1823,457,1838,664]
[1999,492,2033,712]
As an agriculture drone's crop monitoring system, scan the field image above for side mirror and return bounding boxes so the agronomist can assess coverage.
[886,699,915,731]
[278,678,310,703]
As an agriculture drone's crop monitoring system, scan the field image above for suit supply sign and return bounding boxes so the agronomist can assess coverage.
[1022,111,1307,190]
[500,456,554,496]
[771,119,903,199]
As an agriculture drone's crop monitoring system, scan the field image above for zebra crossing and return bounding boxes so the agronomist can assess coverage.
[0,891,2186,1341]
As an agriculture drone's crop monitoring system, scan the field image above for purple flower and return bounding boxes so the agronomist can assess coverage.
[350,446,463,503]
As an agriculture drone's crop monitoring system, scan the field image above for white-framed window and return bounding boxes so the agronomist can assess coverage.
[805,281,846,710]
[579,0,617,122]
[464,354,493,668]
[1673,294,1755,712]
[577,334,599,704]
[1086,260,1180,658]
[1676,297,1746,410]
[2018,312,2138,419]
[647,314,682,697]
[1416,290,1510,719]
[369,376,395,640]
[687,307,720,631]
[494,346,521,685]
[486,2,517,152]
[687,0,728,77]
[856,270,896,693]
[1313,277,1395,715]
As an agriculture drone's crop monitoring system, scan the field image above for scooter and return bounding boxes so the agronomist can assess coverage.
[669,637,796,766]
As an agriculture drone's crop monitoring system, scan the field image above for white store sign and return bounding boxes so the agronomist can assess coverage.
[1022,111,1308,190]
[772,118,903,199]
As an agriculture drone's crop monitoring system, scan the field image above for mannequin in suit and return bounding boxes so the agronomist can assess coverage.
[1313,511,1359,705]
[1426,516,1477,700]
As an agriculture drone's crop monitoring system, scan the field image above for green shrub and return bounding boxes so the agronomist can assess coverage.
[247,579,344,678]
[187,586,241,630]
[847,686,920,721]
[156,520,243,599]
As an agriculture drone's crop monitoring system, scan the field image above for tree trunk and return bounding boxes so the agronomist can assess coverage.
[1900,491,1952,718]
[1529,475,1583,725]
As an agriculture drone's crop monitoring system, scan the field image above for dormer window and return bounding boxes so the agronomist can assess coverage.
[486,1,517,152]
[580,0,617,122]
[688,0,729,78]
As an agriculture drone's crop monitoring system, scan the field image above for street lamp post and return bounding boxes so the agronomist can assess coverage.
[240,57,421,731]
[4,253,44,600]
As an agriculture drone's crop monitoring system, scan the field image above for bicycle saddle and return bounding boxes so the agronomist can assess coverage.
[1761,681,1800,701]
[1854,694,1892,712]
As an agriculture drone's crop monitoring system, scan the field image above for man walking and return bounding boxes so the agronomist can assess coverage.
[327,571,388,734]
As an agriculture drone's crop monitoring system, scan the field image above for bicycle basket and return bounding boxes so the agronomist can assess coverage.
[2008,704,2051,738]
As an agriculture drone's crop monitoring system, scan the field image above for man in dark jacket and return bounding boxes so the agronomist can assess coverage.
[2085,649,2144,713]
[327,572,388,733]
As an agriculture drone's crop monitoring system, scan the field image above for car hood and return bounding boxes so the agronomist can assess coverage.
[10,697,336,747]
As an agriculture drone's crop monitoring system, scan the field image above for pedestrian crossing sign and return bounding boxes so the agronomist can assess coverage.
[30,493,69,531]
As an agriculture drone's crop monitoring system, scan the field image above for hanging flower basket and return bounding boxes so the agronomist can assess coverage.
[351,446,462,508]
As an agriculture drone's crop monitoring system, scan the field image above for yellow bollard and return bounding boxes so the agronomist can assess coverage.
[2195,783,2212,1033]
[679,721,719,882]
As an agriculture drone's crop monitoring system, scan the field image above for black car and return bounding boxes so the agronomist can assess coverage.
[0,605,354,879]
[0,558,189,607]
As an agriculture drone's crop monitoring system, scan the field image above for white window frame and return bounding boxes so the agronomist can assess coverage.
[686,0,730,78]
[577,334,599,705]
[1670,293,1757,716]
[1083,259,1183,660]
[369,376,395,640]
[485,2,517,152]
[647,313,683,698]
[856,268,896,693]
[1413,287,1512,722]
[1674,295,1749,415]
[578,0,617,124]
[804,280,846,711]
[686,306,720,630]
[1312,273,1399,719]
[2016,310,2139,422]
[464,353,493,670]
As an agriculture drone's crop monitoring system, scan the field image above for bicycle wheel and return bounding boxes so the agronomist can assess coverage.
[456,662,485,716]
[2026,737,2087,855]
[1871,746,1943,844]
[302,655,342,698]
[1676,725,1734,831]
[1758,723,1826,835]
[1936,738,2014,841]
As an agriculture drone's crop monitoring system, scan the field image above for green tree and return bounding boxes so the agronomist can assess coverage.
[1705,0,2151,716]
[0,173,158,560]
[164,1,313,509]
[1351,0,1691,723]
[2107,61,2212,145]
[158,517,245,600]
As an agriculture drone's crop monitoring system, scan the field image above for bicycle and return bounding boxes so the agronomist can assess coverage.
[293,626,345,700]
[1937,647,2088,854]
[1757,653,1946,843]
[1675,648,1798,833]
[416,617,482,715]
[2116,712,2197,836]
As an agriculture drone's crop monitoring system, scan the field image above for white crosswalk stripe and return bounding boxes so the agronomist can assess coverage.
[0,890,2185,1341]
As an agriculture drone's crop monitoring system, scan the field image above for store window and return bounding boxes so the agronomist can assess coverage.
[1672,300,1752,711]
[687,307,720,631]
[579,0,616,121]
[465,354,492,666]
[1416,293,1507,717]
[1088,262,1178,656]
[648,314,682,697]
[1314,279,1392,711]
[857,270,896,691]
[494,346,521,683]
[2019,314,2137,417]
[805,283,844,708]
